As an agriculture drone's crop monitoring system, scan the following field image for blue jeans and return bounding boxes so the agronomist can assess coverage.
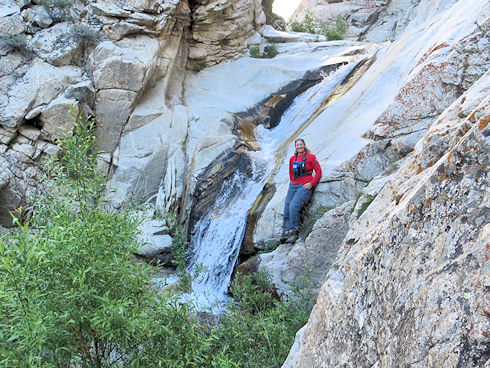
[284,183,312,232]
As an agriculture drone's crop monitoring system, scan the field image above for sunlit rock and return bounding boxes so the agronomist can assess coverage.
[0,58,82,129]
[105,81,188,208]
[257,200,354,296]
[39,96,79,141]
[290,65,490,368]
[90,37,160,91]
[189,0,266,66]
[256,0,489,245]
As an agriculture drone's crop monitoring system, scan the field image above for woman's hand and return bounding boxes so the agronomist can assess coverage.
[303,182,313,190]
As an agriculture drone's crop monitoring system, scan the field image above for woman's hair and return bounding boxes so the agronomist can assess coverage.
[294,138,310,156]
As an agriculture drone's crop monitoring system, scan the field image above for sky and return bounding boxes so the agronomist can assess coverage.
[272,0,302,21]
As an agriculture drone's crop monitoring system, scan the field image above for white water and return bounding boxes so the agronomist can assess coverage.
[185,61,363,310]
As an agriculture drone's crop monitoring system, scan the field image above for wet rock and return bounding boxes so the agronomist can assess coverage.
[234,255,261,276]
[182,42,357,216]
[189,149,254,233]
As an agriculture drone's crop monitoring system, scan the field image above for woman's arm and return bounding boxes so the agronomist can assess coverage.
[306,155,322,188]
[289,156,294,182]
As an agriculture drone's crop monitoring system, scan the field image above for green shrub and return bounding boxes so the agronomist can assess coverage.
[162,210,194,292]
[261,239,281,253]
[263,43,279,58]
[321,16,348,40]
[0,108,312,368]
[69,24,100,45]
[357,194,377,219]
[0,34,30,54]
[289,12,317,34]
[212,272,311,368]
[249,44,261,58]
[189,62,206,72]
[289,13,348,40]
[249,43,279,59]
[230,270,277,314]
[299,205,334,240]
[0,108,211,367]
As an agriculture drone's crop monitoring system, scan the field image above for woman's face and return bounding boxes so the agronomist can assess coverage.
[295,140,306,154]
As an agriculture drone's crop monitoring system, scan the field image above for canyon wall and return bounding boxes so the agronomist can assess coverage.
[0,0,267,225]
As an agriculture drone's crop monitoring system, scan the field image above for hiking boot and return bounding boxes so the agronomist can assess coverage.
[285,231,298,244]
[280,230,291,243]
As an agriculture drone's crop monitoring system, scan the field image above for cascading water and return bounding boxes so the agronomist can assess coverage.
[185,61,363,310]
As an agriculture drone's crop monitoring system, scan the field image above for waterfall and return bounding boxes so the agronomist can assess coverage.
[185,61,362,310]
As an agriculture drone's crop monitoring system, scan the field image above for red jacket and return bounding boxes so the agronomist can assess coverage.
[289,153,322,187]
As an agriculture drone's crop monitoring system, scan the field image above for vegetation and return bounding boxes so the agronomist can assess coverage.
[299,205,334,240]
[260,239,281,253]
[321,16,348,41]
[0,109,311,367]
[289,13,317,34]
[249,44,261,58]
[357,194,377,219]
[289,13,348,41]
[157,209,194,292]
[189,62,207,72]
[69,24,100,45]
[213,271,312,368]
[249,43,279,59]
[0,34,30,55]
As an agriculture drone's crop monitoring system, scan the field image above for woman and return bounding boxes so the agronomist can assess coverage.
[282,138,322,243]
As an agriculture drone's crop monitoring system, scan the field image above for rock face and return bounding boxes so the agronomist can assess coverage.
[181,42,369,219]
[0,0,488,365]
[254,200,354,296]
[90,36,160,154]
[255,0,489,246]
[291,0,459,42]
[288,67,490,368]
[188,0,266,67]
